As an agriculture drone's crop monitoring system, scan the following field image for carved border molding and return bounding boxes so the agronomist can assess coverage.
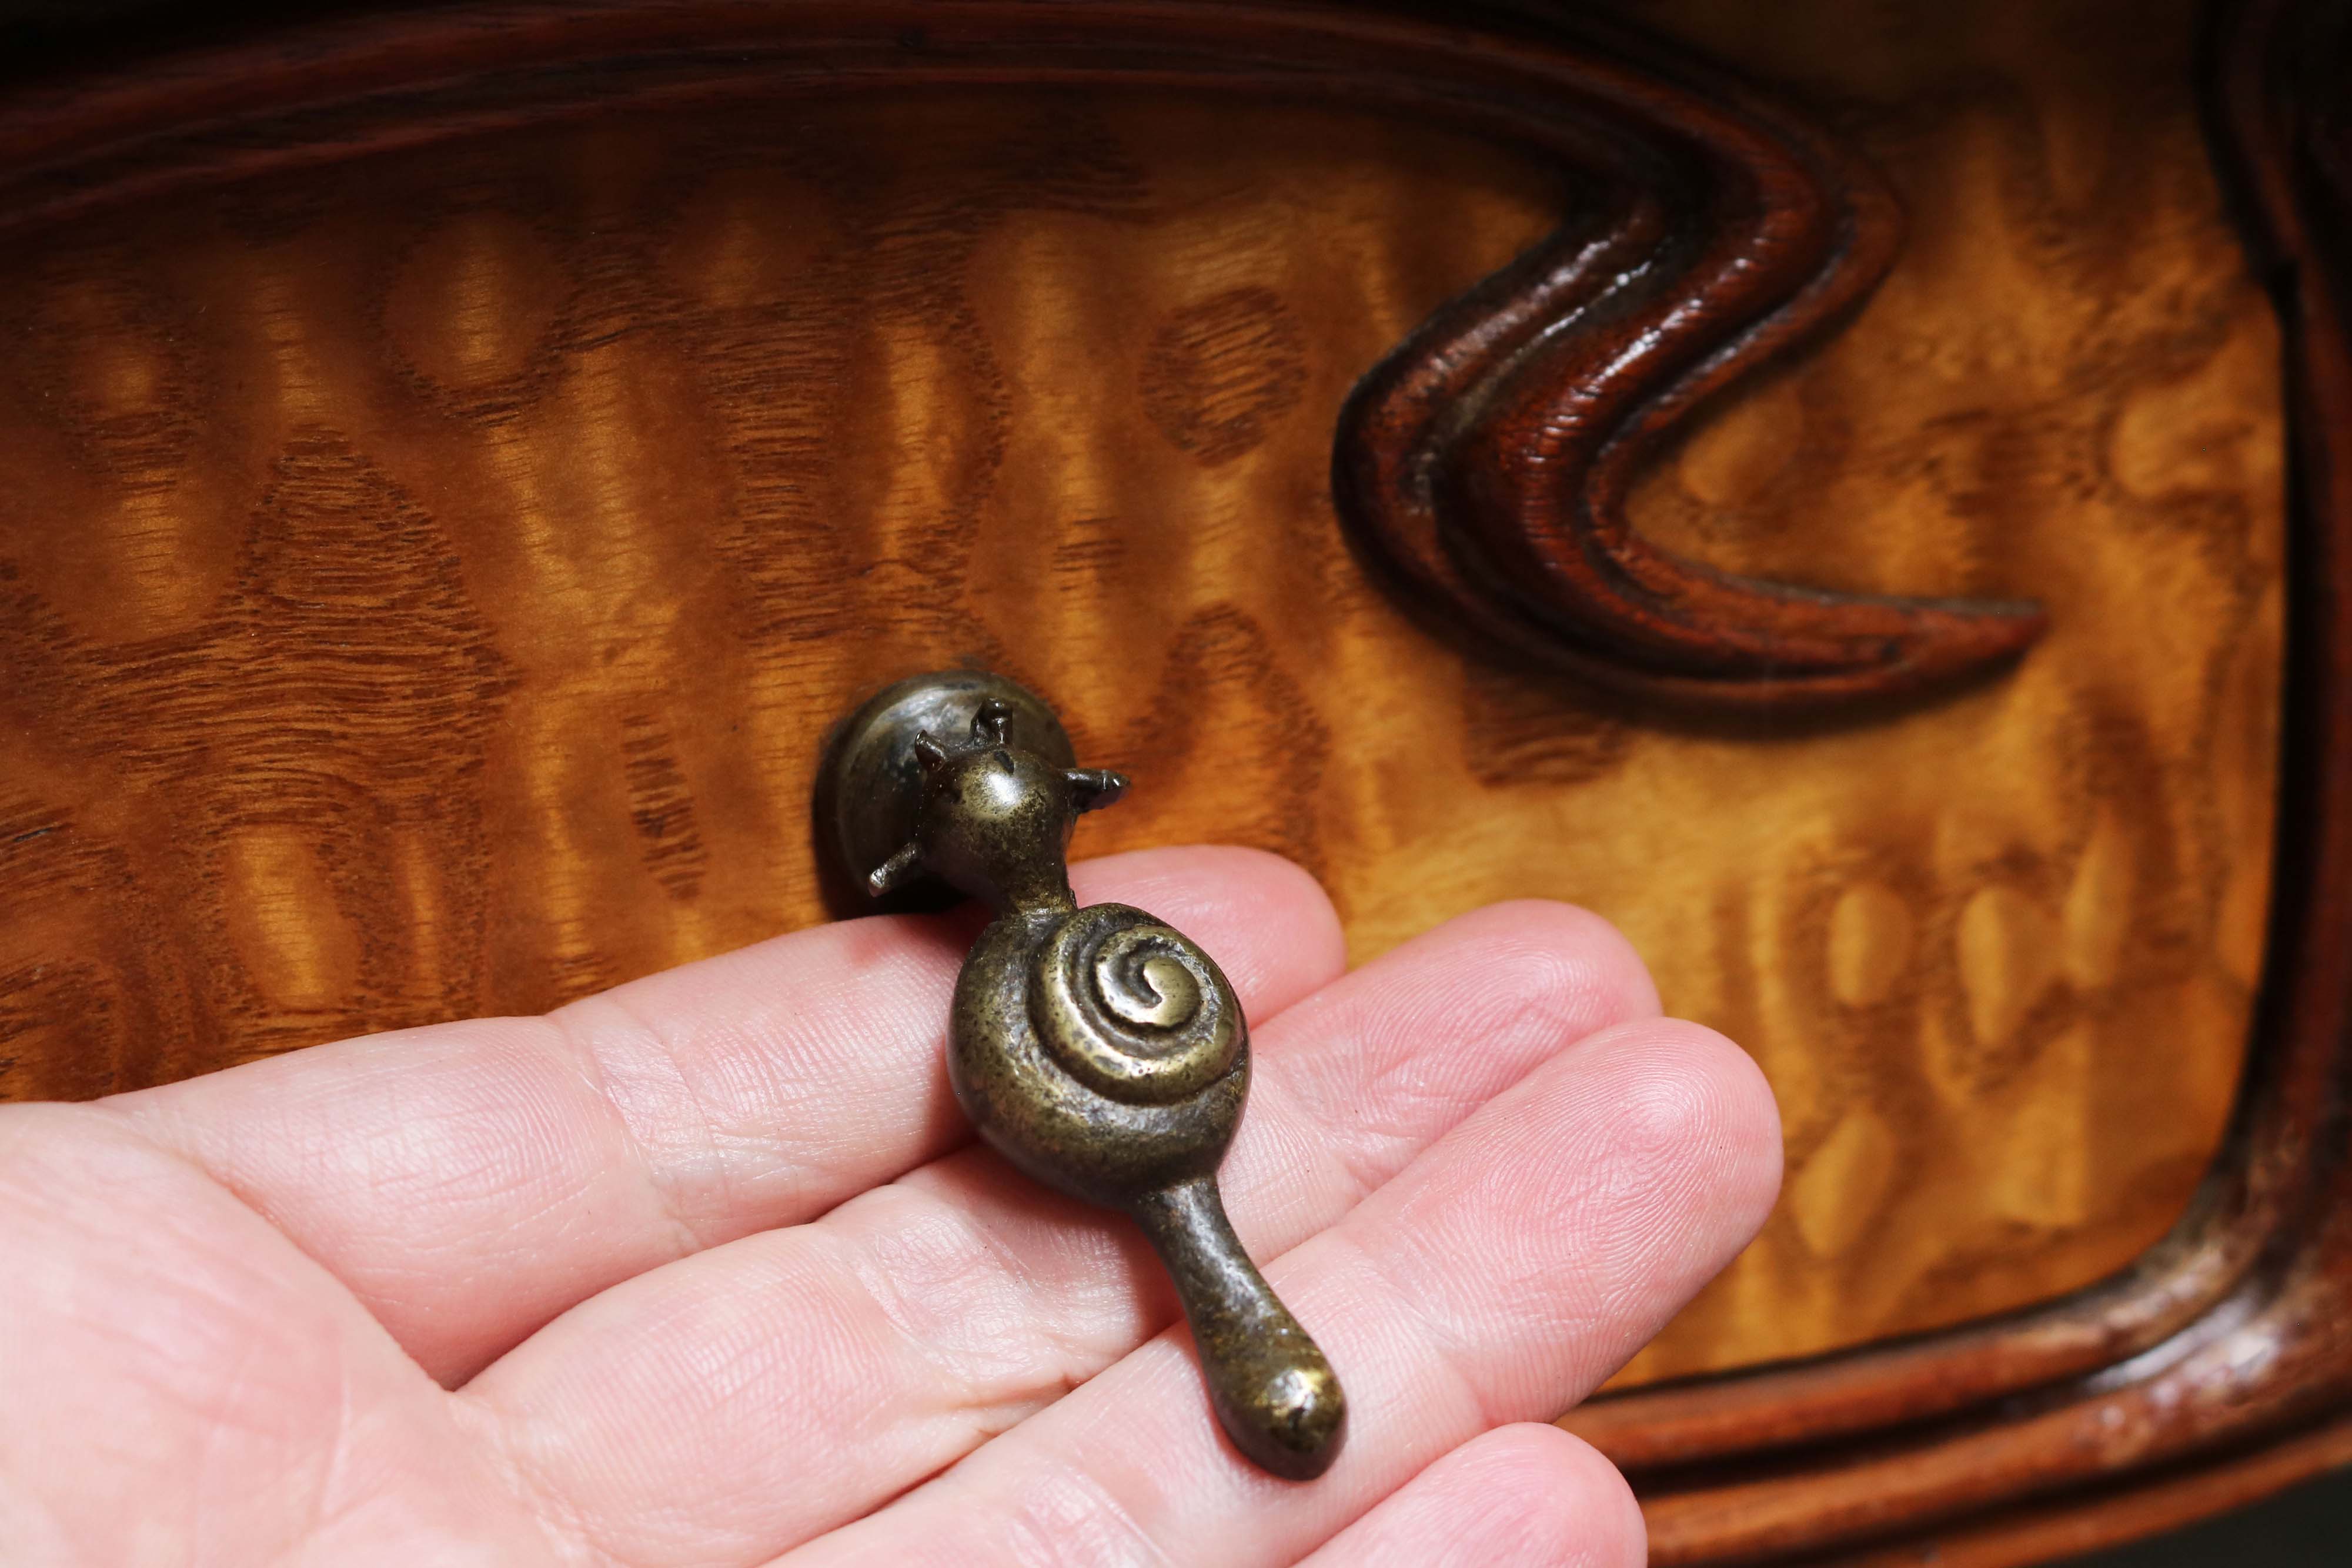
[0,2,2327,1562]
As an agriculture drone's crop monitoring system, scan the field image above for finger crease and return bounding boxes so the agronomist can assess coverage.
[823,1196,1088,1431]
[1322,1225,1505,1432]
[452,1393,634,1568]
[541,1005,714,1262]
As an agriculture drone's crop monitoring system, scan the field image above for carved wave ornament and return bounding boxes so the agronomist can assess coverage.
[1332,16,2045,709]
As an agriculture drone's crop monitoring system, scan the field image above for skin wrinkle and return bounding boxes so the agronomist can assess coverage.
[1379,1049,1742,1399]
[379,1045,611,1243]
[844,1175,1126,1410]
[1469,1430,1628,1564]
[564,928,964,1266]
[1291,1007,1538,1211]
[285,1353,363,1568]
[29,1127,333,1436]
[462,1235,916,1567]
[779,1026,1776,1568]
[0,1472,76,1568]
[991,1463,1178,1568]
[631,937,970,1218]
[193,1331,283,1562]
[1303,1425,1642,1568]
[851,1332,1264,1568]
[2,848,1782,1567]
[407,897,1668,1568]
[542,999,726,1264]
[1264,905,1657,1204]
[451,1393,623,1568]
[1,1113,545,1568]
[503,1177,1128,1562]
[1560,1058,1769,1310]
[826,1198,1038,1423]
[480,1260,846,1561]
[1319,1223,1514,1434]
[101,1028,646,1381]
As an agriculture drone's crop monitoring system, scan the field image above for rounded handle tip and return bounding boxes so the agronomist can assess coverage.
[1212,1342,1347,1480]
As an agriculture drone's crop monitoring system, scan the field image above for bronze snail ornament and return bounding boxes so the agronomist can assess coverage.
[818,670,1347,1480]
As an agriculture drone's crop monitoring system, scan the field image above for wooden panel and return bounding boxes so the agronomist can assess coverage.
[1588,0,2286,1385]
[1579,1,2352,1560]
[0,0,2279,1422]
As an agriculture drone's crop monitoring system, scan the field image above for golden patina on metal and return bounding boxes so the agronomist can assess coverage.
[819,670,1346,1480]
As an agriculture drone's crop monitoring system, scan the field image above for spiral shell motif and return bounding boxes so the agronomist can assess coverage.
[1029,903,1242,1104]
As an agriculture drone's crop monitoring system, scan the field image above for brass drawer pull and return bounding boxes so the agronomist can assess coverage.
[821,671,1346,1479]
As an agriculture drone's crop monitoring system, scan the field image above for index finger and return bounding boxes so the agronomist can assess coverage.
[103,845,1345,1384]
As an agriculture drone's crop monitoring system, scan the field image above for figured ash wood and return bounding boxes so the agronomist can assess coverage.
[0,4,2299,1559]
[1556,0,2352,1562]
[0,4,2277,1396]
[1585,0,2284,1393]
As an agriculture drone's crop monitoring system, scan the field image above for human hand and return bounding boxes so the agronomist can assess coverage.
[0,848,1779,1567]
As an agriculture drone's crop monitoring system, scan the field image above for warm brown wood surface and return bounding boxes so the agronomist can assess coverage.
[1825,1416,2352,1566]
[1583,0,2287,1389]
[1569,1,2352,1562]
[0,0,2280,1417]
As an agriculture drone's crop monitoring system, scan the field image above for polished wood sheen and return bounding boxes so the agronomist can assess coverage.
[0,58,2274,1386]
[1335,13,2046,709]
[1571,1,2352,1563]
[1586,0,2286,1387]
[0,0,2277,1382]
[0,0,2317,1560]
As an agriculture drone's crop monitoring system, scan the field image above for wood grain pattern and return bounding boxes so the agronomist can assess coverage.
[0,1,2303,1557]
[0,0,2276,1389]
[1554,0,2352,1562]
[1585,0,2285,1392]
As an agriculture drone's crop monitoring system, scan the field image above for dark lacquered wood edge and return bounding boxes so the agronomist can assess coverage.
[0,2,2326,1560]
[1818,1416,2352,1568]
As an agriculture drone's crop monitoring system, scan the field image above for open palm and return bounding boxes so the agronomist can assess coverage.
[0,848,1778,1567]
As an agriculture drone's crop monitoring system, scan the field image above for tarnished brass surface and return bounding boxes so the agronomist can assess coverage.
[820,671,1345,1479]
